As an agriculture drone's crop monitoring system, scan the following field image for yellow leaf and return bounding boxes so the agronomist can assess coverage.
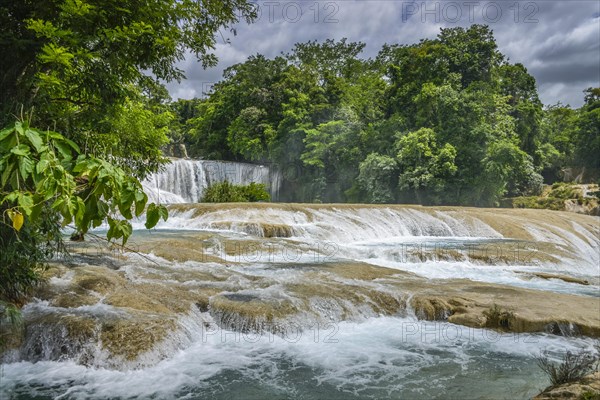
[12,211,24,231]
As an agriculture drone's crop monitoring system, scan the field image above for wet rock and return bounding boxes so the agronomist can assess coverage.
[533,372,600,399]
[20,313,99,364]
[515,271,590,286]
[410,296,453,320]
[99,315,177,362]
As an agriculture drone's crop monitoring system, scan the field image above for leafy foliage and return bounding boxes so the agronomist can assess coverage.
[0,0,258,305]
[0,121,167,302]
[202,181,270,203]
[358,153,398,203]
[395,128,457,205]
[0,0,257,179]
[182,26,588,205]
[0,300,23,350]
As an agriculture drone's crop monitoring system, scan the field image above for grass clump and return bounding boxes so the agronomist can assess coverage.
[0,301,23,351]
[509,196,566,210]
[536,348,599,386]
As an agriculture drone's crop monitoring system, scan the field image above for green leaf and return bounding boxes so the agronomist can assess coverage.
[63,138,81,153]
[25,129,44,152]
[18,193,34,216]
[118,200,133,220]
[11,145,30,156]
[74,197,86,227]
[134,192,148,217]
[134,190,145,202]
[36,159,50,174]
[119,221,132,246]
[107,219,132,245]
[157,204,169,221]
[54,141,74,159]
[1,165,14,188]
[18,157,34,180]
[14,122,24,136]
[39,43,74,66]
[145,203,159,229]
[0,126,13,142]
[2,191,19,203]
[97,200,109,217]
[107,218,117,241]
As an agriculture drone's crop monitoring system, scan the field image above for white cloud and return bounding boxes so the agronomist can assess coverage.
[167,1,600,107]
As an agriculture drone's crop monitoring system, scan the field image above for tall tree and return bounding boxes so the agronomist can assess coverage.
[1,0,257,177]
[573,88,600,170]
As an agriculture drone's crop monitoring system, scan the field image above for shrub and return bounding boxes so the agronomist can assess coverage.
[240,182,271,202]
[516,196,566,210]
[548,182,583,200]
[202,181,270,203]
[581,391,600,400]
[483,304,514,330]
[536,348,599,386]
[0,205,61,303]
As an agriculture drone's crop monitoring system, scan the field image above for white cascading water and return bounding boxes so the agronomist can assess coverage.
[145,205,600,293]
[141,159,282,203]
[2,203,599,399]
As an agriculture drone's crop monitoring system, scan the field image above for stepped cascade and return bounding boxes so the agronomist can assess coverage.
[2,204,599,399]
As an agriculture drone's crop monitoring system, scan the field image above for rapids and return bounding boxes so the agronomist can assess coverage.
[1,203,599,400]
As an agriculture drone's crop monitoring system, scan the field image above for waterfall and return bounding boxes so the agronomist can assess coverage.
[142,159,282,203]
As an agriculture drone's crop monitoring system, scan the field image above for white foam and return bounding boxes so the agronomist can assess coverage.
[2,317,596,399]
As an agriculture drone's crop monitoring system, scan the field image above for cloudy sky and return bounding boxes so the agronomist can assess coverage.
[167,1,600,108]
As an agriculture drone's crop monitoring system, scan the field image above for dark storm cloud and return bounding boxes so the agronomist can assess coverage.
[166,1,600,107]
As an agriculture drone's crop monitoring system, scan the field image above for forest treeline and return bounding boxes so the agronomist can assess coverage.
[171,25,599,205]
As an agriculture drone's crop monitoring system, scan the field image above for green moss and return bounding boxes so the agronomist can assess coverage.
[502,183,593,212]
